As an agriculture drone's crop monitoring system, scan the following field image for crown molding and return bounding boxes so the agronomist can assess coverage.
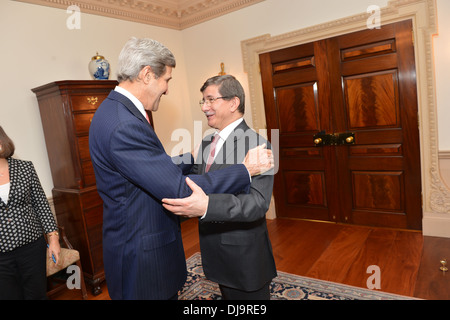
[14,0,265,30]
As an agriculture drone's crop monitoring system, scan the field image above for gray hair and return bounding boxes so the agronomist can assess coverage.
[116,37,176,82]
[200,75,245,114]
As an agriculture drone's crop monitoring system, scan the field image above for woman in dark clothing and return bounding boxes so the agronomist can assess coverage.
[0,126,60,299]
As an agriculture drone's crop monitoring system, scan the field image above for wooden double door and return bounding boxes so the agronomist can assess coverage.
[260,20,422,230]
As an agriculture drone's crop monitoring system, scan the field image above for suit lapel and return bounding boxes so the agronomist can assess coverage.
[107,90,166,153]
[207,120,251,172]
[108,90,151,127]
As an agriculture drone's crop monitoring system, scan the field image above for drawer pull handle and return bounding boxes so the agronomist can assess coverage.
[87,97,98,105]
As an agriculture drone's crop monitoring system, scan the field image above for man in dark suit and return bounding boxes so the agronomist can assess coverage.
[89,38,273,300]
[163,75,277,300]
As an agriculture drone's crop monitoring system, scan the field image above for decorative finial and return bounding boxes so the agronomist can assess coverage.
[218,62,226,75]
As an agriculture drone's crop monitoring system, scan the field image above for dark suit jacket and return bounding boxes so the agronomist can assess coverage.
[193,120,277,292]
[89,90,251,300]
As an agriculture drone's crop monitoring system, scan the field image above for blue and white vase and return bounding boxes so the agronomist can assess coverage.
[88,52,110,80]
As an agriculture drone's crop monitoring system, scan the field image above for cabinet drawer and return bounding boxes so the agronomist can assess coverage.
[74,113,95,134]
[77,136,90,160]
[70,94,108,111]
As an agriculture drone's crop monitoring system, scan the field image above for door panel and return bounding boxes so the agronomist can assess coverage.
[260,40,335,223]
[284,171,327,207]
[260,20,422,230]
[344,71,399,129]
[352,171,404,212]
[276,83,319,133]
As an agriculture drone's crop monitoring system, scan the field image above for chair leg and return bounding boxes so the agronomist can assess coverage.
[76,260,88,300]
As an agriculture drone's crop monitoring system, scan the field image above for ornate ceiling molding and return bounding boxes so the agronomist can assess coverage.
[15,0,265,30]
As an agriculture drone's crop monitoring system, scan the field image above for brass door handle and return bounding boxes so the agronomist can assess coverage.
[313,131,328,146]
[313,132,355,146]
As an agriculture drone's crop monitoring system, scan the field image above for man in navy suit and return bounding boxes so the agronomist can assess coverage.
[89,38,273,300]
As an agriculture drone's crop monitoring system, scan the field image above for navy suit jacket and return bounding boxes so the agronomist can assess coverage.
[89,90,250,299]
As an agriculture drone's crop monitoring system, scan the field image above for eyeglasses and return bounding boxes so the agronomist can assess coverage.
[199,96,232,107]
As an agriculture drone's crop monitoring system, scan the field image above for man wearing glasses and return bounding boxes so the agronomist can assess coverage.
[163,75,277,300]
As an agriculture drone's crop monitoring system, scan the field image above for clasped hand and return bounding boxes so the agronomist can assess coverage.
[162,144,274,218]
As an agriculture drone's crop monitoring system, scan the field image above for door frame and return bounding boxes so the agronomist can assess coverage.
[241,0,450,237]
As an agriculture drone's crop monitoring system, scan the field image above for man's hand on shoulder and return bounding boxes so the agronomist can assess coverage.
[242,144,274,176]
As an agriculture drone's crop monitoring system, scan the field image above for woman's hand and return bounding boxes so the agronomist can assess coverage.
[47,232,61,265]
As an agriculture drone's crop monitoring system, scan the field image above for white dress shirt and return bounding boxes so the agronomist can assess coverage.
[201,117,246,219]
[210,117,244,162]
[0,182,10,204]
[114,86,147,119]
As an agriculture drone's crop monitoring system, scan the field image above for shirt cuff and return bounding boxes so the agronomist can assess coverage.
[245,166,252,183]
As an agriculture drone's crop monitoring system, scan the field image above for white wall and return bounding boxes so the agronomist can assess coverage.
[0,0,190,196]
[1,0,449,198]
[435,0,450,151]
[434,0,450,186]
[181,0,390,139]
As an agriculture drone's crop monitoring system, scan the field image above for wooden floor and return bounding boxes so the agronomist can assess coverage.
[51,217,450,300]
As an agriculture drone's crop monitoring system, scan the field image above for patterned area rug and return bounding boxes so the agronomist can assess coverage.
[179,253,417,300]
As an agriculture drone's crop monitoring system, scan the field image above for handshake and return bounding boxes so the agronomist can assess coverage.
[162,144,274,218]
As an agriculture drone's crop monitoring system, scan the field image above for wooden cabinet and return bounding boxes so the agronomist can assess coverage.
[32,80,118,294]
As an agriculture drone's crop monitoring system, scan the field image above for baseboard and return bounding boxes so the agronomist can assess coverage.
[439,151,450,159]
[423,213,450,238]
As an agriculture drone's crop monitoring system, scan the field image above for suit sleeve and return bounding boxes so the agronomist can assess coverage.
[109,121,250,201]
[172,153,194,175]
[202,172,273,223]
